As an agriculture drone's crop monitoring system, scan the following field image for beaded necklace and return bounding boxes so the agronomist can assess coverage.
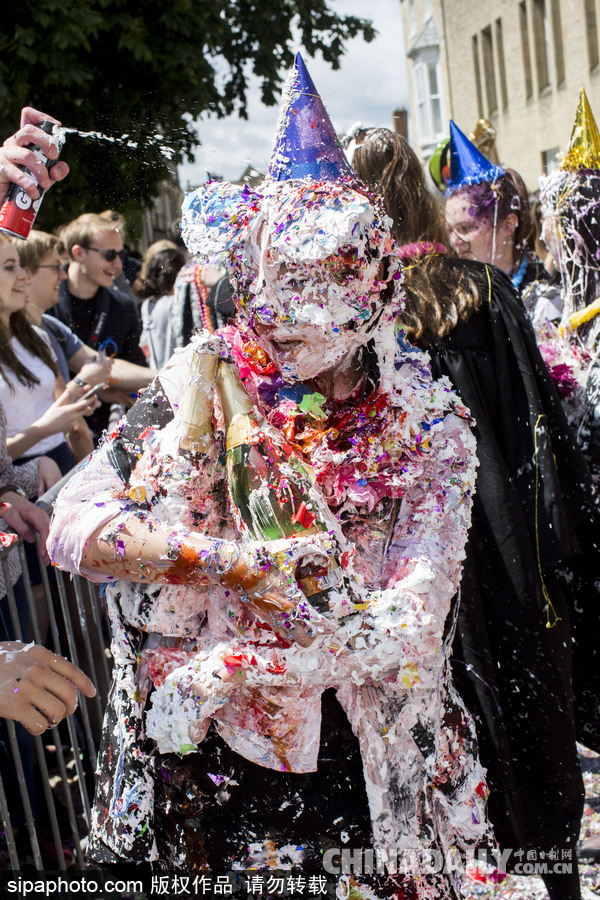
[194,266,214,333]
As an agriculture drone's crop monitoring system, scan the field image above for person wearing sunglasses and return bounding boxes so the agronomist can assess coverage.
[16,230,155,407]
[50,213,149,436]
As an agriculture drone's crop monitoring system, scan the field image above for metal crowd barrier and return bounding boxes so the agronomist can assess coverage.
[0,470,112,872]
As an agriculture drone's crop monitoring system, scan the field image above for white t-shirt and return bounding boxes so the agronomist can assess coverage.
[0,328,65,458]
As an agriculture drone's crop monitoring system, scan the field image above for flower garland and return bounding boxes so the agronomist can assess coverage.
[396,241,447,261]
[220,325,451,513]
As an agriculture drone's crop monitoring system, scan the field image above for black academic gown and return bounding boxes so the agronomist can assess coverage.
[424,261,600,871]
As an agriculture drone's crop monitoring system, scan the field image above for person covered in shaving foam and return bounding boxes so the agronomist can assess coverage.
[48,55,490,897]
[538,89,600,471]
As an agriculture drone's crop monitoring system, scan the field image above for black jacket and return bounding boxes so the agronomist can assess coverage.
[424,260,598,858]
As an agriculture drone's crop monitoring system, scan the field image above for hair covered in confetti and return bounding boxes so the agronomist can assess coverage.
[181,51,404,359]
[182,178,402,312]
[540,167,600,322]
[539,88,600,326]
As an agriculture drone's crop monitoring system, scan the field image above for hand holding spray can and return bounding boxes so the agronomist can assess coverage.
[0,121,65,240]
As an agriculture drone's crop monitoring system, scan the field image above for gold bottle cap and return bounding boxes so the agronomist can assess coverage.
[178,349,219,454]
[217,360,256,422]
[217,359,263,451]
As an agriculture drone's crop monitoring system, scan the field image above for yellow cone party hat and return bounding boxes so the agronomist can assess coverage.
[561,87,600,171]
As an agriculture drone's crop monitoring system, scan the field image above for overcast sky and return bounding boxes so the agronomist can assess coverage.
[179,0,409,189]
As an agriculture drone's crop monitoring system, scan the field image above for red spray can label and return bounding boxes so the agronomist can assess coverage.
[0,121,65,240]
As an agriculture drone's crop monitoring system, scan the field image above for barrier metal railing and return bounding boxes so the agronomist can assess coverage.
[0,472,112,872]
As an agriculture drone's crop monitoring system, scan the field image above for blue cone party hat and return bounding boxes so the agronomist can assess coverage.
[266,52,356,183]
[446,120,504,194]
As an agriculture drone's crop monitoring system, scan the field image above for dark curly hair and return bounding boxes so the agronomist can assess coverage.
[352,128,482,347]
[133,248,186,301]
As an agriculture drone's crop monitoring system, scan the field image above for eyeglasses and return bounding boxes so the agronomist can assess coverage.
[85,246,127,263]
[36,264,63,273]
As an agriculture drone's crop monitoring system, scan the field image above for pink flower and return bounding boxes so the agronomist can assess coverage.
[539,342,558,366]
[269,400,302,429]
[347,479,381,512]
[549,363,580,397]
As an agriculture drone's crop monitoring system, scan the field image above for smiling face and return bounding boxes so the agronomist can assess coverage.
[27,249,67,313]
[444,187,519,273]
[72,227,124,291]
[0,240,28,325]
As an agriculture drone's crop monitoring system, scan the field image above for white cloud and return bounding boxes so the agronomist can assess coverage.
[179,0,409,189]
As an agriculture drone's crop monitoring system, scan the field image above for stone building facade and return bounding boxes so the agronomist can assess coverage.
[401,0,600,189]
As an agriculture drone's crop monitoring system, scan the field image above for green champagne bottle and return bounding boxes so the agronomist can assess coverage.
[216,358,348,613]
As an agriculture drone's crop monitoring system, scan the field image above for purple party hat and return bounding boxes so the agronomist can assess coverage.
[266,52,356,183]
[446,120,505,194]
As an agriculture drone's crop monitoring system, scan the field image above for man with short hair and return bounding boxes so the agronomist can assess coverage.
[50,213,148,434]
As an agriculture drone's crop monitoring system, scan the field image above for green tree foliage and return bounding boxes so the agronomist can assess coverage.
[0,0,375,236]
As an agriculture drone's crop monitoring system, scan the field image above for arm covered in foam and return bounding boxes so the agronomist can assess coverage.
[48,347,189,581]
[146,407,478,750]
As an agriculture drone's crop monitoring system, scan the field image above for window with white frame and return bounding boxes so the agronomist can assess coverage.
[413,49,444,149]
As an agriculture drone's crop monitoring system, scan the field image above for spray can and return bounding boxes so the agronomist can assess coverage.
[0,121,65,240]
